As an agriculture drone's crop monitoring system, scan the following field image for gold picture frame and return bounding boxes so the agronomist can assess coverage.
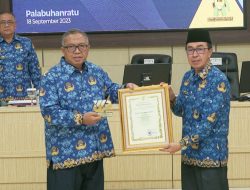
[118,84,173,152]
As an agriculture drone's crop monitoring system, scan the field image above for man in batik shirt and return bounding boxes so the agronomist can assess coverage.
[0,12,41,101]
[161,29,230,190]
[39,28,136,190]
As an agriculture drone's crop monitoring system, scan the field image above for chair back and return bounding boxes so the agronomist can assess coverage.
[239,61,250,94]
[130,54,172,84]
[210,52,240,100]
[131,54,172,64]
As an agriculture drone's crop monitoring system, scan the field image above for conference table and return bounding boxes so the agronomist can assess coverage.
[0,101,250,189]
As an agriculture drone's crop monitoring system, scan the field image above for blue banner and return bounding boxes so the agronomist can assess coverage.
[12,0,245,34]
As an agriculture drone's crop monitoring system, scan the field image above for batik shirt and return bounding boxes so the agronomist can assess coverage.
[172,64,231,167]
[39,58,122,170]
[0,34,41,101]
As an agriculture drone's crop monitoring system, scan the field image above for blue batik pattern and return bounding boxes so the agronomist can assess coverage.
[172,64,231,167]
[0,34,41,100]
[39,58,121,169]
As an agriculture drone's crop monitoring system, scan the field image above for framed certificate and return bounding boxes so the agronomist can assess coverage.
[118,84,173,152]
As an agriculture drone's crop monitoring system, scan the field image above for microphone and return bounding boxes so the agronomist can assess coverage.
[224,58,234,99]
[225,58,228,77]
[224,58,237,100]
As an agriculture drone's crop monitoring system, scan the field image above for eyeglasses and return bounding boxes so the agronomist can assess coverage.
[63,44,89,53]
[0,20,15,26]
[186,47,209,55]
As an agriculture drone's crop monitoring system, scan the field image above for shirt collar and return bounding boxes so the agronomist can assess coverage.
[0,34,21,43]
[60,57,89,75]
[191,62,212,80]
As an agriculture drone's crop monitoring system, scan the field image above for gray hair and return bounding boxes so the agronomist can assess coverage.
[0,11,16,20]
[61,28,89,46]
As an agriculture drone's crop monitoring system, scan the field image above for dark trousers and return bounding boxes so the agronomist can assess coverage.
[47,160,104,190]
[181,163,229,190]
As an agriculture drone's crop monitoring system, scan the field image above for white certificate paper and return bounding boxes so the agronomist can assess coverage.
[127,93,166,144]
[118,84,173,152]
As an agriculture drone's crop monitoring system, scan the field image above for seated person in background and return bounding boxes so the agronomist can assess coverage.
[0,11,41,102]
[39,28,136,190]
